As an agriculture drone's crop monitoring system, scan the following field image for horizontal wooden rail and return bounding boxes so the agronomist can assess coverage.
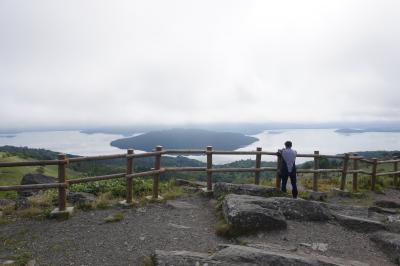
[297,169,343,173]
[208,167,260,173]
[125,169,164,178]
[377,159,400,164]
[69,154,126,162]
[127,151,164,159]
[0,159,62,167]
[67,173,126,184]
[0,182,66,191]
[376,171,400,177]
[164,149,206,155]
[212,151,264,155]
[164,167,207,172]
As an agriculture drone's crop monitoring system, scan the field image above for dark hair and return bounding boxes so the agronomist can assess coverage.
[284,141,292,148]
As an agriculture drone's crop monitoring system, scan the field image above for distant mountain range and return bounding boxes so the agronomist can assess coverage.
[335,128,400,134]
[110,128,258,151]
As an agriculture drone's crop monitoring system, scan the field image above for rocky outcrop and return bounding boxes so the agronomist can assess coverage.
[19,173,57,197]
[213,182,284,199]
[334,214,387,233]
[370,231,400,263]
[222,195,332,232]
[175,179,205,188]
[154,244,369,266]
[374,200,400,209]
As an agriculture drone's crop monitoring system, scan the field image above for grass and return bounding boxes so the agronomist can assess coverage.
[0,151,81,199]
[0,228,33,265]
[161,178,187,200]
[142,256,155,266]
[104,212,124,223]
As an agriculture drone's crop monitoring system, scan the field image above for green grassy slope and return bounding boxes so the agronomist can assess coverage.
[0,151,82,198]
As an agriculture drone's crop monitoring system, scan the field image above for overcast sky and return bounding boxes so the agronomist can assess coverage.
[0,0,399,130]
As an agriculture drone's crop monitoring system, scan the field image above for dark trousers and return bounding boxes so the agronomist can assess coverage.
[280,164,298,198]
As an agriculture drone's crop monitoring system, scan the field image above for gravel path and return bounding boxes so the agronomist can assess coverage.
[1,195,227,266]
[238,220,395,266]
[1,191,398,266]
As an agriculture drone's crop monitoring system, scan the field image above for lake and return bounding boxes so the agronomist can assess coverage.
[1,129,399,164]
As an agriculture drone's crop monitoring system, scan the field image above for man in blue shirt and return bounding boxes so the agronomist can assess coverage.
[279,141,298,198]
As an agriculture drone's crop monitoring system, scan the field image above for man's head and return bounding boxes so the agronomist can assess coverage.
[284,141,292,148]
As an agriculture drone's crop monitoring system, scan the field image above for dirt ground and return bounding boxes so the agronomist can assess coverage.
[1,189,399,266]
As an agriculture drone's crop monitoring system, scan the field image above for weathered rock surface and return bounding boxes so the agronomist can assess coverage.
[213,182,284,199]
[334,214,387,233]
[222,195,332,231]
[175,179,206,188]
[67,192,96,207]
[19,173,57,197]
[374,200,400,209]
[154,244,369,266]
[368,206,398,215]
[370,231,400,263]
[166,200,198,210]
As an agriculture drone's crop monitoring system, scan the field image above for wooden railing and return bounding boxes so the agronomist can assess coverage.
[0,146,399,212]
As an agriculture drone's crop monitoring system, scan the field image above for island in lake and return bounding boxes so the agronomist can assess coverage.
[110,128,258,151]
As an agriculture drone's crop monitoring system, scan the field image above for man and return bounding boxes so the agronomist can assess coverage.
[279,141,298,198]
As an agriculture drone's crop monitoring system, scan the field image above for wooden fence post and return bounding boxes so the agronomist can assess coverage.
[352,153,359,192]
[371,158,378,191]
[206,146,213,191]
[276,149,282,189]
[125,149,134,204]
[393,159,398,188]
[255,147,262,185]
[313,151,319,192]
[58,154,67,211]
[153,146,162,199]
[340,153,349,191]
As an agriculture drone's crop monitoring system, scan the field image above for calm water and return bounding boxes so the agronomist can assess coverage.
[1,129,399,164]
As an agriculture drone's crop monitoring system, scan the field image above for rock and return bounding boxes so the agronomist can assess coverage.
[67,192,96,208]
[368,206,398,215]
[213,182,284,199]
[15,196,30,209]
[306,191,328,201]
[19,173,57,197]
[331,188,352,197]
[154,244,369,266]
[154,250,227,266]
[167,223,191,229]
[175,179,206,188]
[166,200,198,209]
[222,194,287,231]
[334,214,387,233]
[386,215,400,233]
[0,198,15,206]
[370,231,400,263]
[311,243,328,252]
[222,195,332,232]
[374,200,400,209]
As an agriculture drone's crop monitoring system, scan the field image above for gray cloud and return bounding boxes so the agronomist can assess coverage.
[0,0,399,129]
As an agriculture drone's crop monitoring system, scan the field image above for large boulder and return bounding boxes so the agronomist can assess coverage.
[153,244,368,266]
[370,231,400,263]
[19,173,57,197]
[213,182,283,199]
[222,195,332,232]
